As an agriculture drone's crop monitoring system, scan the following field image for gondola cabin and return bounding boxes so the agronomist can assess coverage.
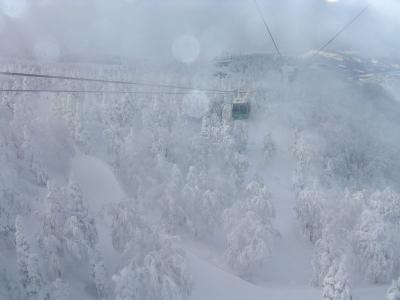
[232,92,250,120]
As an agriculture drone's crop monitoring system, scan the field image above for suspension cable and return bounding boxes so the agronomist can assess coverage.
[0,71,236,94]
[0,89,227,95]
[312,5,369,58]
[252,0,282,58]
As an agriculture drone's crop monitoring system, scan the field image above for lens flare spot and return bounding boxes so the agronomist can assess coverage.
[172,35,200,64]
[1,0,28,18]
[182,91,210,119]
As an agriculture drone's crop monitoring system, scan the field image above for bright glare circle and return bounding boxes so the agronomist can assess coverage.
[0,0,28,18]
[172,35,200,64]
[325,0,339,3]
[182,91,210,118]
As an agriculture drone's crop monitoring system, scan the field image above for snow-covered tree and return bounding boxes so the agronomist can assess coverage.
[0,266,21,300]
[41,278,70,300]
[178,166,207,236]
[89,249,109,299]
[224,211,275,275]
[63,177,98,260]
[113,235,192,300]
[162,165,193,234]
[0,133,19,247]
[223,180,277,275]
[262,132,276,163]
[353,209,394,283]
[322,258,353,300]
[16,216,44,298]
[294,189,324,243]
[0,189,19,248]
[387,277,400,300]
[311,189,365,287]
[223,181,275,230]
[64,176,109,297]
[110,197,150,255]
[165,164,184,197]
[370,188,400,226]
[21,126,48,186]
[230,152,249,186]
[312,236,337,287]
[38,183,67,279]
[199,189,226,235]
[232,121,248,153]
[243,181,275,219]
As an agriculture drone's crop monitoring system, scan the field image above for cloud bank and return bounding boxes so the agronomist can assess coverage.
[0,0,398,63]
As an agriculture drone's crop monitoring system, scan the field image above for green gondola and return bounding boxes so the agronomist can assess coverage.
[232,91,250,120]
[232,102,250,120]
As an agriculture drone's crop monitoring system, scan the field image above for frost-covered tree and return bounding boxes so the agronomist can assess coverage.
[311,189,365,287]
[64,177,98,260]
[0,132,19,247]
[353,209,394,283]
[0,189,19,248]
[113,235,192,300]
[199,189,226,235]
[162,164,193,234]
[322,258,353,300]
[224,211,275,275]
[292,129,312,191]
[223,180,277,275]
[223,181,275,230]
[21,126,48,186]
[171,164,236,239]
[387,277,400,300]
[64,177,109,298]
[179,166,208,236]
[110,197,150,255]
[312,236,337,287]
[166,164,184,197]
[16,216,44,298]
[38,183,67,279]
[262,132,276,163]
[230,152,249,186]
[243,181,275,218]
[232,121,248,153]
[0,266,21,300]
[294,189,324,243]
[370,188,400,226]
[89,249,109,299]
[41,278,70,300]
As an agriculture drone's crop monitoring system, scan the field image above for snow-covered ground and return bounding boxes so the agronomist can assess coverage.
[1,54,399,299]
[70,118,389,300]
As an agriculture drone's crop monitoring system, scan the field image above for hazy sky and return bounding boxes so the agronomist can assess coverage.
[0,0,398,63]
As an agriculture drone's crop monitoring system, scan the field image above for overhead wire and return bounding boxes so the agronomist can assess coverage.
[0,71,237,94]
[0,89,227,95]
[310,5,369,60]
[252,0,282,58]
[0,3,370,94]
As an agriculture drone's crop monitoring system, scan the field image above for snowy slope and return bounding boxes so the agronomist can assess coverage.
[246,114,314,285]
[188,251,322,300]
[69,152,323,300]
[187,251,387,300]
[69,118,389,300]
[1,54,398,299]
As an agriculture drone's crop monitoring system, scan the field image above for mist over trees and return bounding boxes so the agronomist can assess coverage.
[0,1,400,299]
[0,49,399,299]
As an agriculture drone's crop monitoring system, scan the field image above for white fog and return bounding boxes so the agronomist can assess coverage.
[0,0,399,299]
